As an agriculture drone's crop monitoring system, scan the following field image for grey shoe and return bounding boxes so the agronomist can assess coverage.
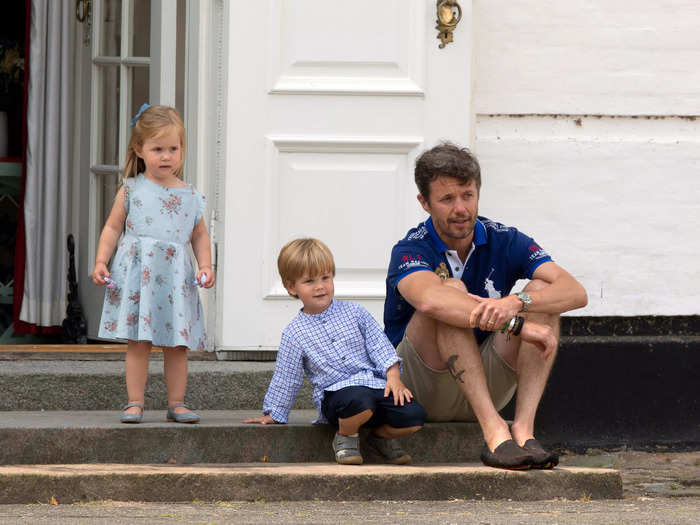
[166,403,200,424]
[366,434,412,465]
[120,402,144,424]
[332,433,363,465]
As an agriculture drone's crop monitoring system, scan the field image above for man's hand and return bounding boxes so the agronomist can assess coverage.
[468,293,522,331]
[384,376,414,406]
[519,321,557,359]
[242,414,278,425]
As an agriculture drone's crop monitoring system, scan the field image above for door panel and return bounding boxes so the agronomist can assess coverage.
[269,0,425,95]
[221,0,473,350]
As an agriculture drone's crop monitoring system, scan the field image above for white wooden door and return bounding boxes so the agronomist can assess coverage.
[218,0,473,351]
[79,0,180,339]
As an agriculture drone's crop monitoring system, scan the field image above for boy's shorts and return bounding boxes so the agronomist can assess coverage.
[396,333,517,422]
[321,386,427,428]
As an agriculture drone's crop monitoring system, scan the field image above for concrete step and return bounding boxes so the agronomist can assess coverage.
[2,333,698,450]
[0,463,623,504]
[508,335,700,449]
[0,410,484,465]
[0,344,217,360]
[0,361,309,411]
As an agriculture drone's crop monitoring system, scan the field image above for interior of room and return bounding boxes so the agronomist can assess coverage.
[0,1,27,338]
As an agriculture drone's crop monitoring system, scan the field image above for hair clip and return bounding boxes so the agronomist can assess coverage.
[130,103,151,127]
[103,276,117,289]
[191,274,208,287]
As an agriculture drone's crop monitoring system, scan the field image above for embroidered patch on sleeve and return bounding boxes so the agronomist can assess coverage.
[434,262,449,280]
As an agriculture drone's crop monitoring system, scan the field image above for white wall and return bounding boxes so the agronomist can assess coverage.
[473,1,700,316]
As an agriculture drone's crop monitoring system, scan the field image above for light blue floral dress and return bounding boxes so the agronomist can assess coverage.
[98,174,207,350]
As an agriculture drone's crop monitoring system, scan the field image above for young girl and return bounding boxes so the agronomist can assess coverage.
[92,104,215,424]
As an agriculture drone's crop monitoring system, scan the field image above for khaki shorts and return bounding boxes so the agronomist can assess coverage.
[397,333,517,422]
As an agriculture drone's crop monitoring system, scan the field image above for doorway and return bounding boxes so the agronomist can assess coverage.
[0,1,28,340]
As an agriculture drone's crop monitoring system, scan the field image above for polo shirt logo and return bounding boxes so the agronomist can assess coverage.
[484,268,502,298]
[435,262,449,280]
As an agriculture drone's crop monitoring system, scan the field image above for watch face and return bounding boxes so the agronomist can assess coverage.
[518,292,531,311]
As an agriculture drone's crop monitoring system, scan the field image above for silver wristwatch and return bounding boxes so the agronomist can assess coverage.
[516,292,532,312]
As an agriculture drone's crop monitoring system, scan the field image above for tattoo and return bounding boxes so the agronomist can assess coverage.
[446,355,465,384]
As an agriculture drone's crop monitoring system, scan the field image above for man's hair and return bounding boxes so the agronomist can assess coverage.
[414,141,481,200]
[278,238,336,291]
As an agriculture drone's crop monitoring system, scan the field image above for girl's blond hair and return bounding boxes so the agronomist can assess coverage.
[278,238,336,293]
[123,105,186,179]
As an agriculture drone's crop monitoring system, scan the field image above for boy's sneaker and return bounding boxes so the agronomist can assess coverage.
[332,433,363,465]
[366,434,412,465]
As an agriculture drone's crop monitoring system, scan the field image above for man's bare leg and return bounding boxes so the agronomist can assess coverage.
[405,278,511,451]
[494,279,560,447]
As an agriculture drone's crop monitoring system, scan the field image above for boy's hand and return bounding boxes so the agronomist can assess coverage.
[197,267,215,288]
[242,414,277,425]
[92,262,110,286]
[384,377,413,406]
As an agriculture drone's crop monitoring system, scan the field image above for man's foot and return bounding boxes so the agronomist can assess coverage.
[480,439,533,470]
[366,434,412,465]
[521,438,559,469]
[332,433,363,465]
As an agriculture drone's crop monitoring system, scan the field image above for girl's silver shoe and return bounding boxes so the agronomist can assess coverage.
[120,402,144,424]
[166,403,200,424]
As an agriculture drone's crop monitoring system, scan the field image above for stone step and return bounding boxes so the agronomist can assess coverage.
[516,335,700,449]
[0,410,484,465]
[0,361,306,411]
[3,336,698,413]
[2,334,698,450]
[0,463,623,504]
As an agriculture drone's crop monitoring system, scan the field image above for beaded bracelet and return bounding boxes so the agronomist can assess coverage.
[512,316,524,336]
[500,318,513,333]
[501,316,524,335]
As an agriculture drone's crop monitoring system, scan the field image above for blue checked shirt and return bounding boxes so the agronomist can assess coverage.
[262,300,401,424]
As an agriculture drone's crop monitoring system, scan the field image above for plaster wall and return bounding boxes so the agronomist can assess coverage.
[473,1,700,316]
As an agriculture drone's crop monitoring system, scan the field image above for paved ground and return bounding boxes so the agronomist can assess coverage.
[0,449,697,524]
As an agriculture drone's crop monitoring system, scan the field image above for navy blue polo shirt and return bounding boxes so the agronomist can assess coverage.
[383,216,552,347]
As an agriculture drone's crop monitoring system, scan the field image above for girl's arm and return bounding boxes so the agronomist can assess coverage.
[91,187,127,285]
[191,218,215,288]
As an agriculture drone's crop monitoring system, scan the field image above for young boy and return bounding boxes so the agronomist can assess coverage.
[244,238,426,465]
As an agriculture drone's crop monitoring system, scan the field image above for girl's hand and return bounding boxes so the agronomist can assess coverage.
[243,414,277,425]
[92,262,110,286]
[384,377,413,406]
[197,267,215,288]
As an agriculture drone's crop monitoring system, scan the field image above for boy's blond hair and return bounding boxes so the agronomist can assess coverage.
[278,238,335,294]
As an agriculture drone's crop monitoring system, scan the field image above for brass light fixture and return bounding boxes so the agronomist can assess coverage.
[436,0,462,48]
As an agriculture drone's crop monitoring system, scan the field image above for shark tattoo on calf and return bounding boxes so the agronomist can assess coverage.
[446,355,465,384]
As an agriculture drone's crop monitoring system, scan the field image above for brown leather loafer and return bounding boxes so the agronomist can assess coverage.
[480,439,534,470]
[522,438,559,469]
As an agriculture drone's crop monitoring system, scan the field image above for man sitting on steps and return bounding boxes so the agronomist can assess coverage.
[383,142,588,470]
